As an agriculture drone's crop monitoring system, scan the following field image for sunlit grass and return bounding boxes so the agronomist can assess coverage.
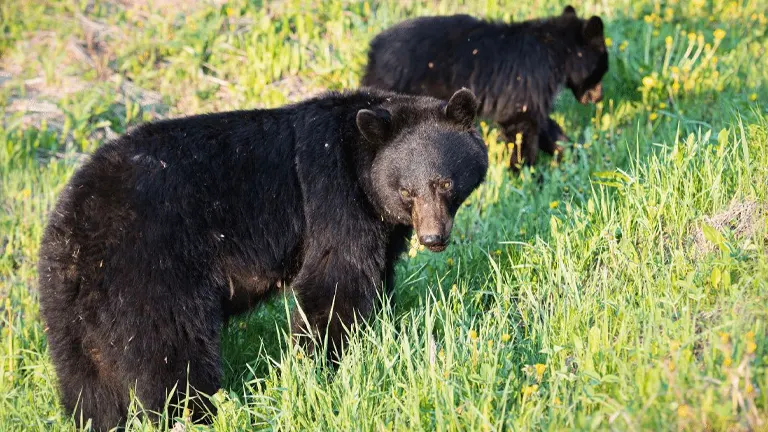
[1,0,767,430]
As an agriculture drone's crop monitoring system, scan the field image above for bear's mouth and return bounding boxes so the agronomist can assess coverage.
[425,243,448,253]
[579,82,603,104]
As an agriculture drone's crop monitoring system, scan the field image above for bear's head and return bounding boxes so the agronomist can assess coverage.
[357,88,488,252]
[561,5,608,105]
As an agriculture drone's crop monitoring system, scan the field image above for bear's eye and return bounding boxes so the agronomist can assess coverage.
[400,188,412,199]
[437,180,453,191]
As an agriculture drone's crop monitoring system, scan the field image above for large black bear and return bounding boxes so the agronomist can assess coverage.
[38,88,488,431]
[362,6,608,169]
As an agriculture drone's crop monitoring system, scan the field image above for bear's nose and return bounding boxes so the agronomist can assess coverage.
[419,235,447,251]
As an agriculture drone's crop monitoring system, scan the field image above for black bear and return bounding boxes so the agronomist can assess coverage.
[361,6,608,169]
[38,88,488,431]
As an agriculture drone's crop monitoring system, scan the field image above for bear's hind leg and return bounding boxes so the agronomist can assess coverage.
[119,311,223,426]
[501,115,540,170]
[47,327,127,432]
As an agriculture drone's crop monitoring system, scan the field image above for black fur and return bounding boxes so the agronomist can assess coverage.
[361,6,608,169]
[38,88,487,431]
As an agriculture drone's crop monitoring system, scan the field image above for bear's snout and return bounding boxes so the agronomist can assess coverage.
[412,197,453,252]
[580,82,603,104]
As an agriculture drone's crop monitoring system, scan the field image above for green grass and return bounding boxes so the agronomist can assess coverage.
[2,0,768,430]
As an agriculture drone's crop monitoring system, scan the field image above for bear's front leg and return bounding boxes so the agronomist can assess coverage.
[290,246,385,364]
[539,117,569,162]
[499,113,540,170]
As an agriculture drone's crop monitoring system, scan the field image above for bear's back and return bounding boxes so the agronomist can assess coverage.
[39,108,308,300]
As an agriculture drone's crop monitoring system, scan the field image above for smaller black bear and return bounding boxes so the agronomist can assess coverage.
[362,6,608,169]
[38,87,487,431]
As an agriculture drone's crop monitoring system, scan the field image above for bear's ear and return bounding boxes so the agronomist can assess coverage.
[563,5,577,16]
[583,16,604,42]
[356,108,393,145]
[445,88,478,129]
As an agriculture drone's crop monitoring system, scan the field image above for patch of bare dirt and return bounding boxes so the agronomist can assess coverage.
[1,72,88,129]
[1,12,166,132]
[113,0,227,14]
[692,199,767,256]
[269,75,325,104]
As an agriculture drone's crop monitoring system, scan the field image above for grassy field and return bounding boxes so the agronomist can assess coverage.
[2,0,768,430]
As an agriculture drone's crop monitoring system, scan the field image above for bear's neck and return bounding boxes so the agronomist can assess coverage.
[502,19,575,85]
[293,90,406,230]
[346,129,392,226]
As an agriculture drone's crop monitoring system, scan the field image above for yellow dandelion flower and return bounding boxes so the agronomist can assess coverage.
[494,249,501,255]
[642,75,656,88]
[671,66,680,75]
[711,56,718,66]
[649,112,658,121]
[746,340,757,354]
[746,331,756,341]
[671,81,681,92]
[719,332,730,345]
[746,383,755,395]
[605,37,613,47]
[659,102,667,109]
[749,93,758,102]
[487,340,494,349]
[501,333,511,343]
[549,201,559,209]
[295,351,304,360]
[705,43,712,52]
[684,79,695,92]
[553,396,562,405]
[446,257,454,266]
[643,14,654,24]
[665,36,673,48]
[723,356,732,367]
[653,30,660,37]
[697,33,704,45]
[677,404,691,418]
[713,29,726,40]
[468,329,478,341]
[619,41,628,52]
[522,384,539,397]
[534,363,546,381]
[687,32,696,42]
